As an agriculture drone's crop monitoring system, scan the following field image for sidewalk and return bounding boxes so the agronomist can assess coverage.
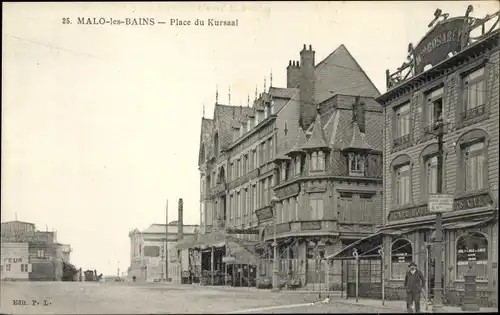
[329,298,499,313]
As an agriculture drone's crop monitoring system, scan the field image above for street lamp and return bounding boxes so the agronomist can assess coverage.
[270,193,280,292]
[425,116,450,312]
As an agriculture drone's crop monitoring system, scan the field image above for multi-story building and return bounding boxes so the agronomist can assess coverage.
[128,221,198,283]
[375,7,499,306]
[193,43,384,288]
[1,220,74,281]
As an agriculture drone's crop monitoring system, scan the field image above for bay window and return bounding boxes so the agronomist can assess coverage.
[348,153,364,176]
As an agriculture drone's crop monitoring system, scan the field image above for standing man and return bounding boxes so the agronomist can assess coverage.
[404,262,425,313]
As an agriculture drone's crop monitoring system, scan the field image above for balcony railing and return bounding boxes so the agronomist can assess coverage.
[460,105,485,121]
[393,134,410,147]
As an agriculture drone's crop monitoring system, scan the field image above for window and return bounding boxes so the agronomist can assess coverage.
[268,175,274,204]
[295,157,301,175]
[243,188,247,218]
[36,249,45,258]
[348,153,365,176]
[0,265,3,272]
[462,67,486,119]
[282,199,289,223]
[21,264,29,272]
[244,154,248,174]
[391,239,413,280]
[395,164,411,206]
[457,232,488,281]
[144,246,160,257]
[268,138,274,159]
[214,133,219,156]
[230,194,234,222]
[252,150,257,170]
[310,152,325,171]
[237,191,241,225]
[425,87,444,130]
[294,197,299,221]
[252,184,257,212]
[259,142,265,166]
[247,120,251,132]
[281,162,287,182]
[309,193,324,220]
[464,142,485,192]
[426,155,438,195]
[6,264,11,271]
[394,103,411,146]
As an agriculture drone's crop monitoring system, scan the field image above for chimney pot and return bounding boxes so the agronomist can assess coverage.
[303,44,306,50]
[297,61,300,67]
[309,45,312,50]
[289,60,292,66]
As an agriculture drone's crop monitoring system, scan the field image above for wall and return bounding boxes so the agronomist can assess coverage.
[1,243,30,280]
[382,49,499,220]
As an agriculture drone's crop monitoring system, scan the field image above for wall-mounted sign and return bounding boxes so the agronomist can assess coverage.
[388,204,430,221]
[1,231,52,244]
[428,194,454,213]
[413,17,466,74]
[3,257,24,264]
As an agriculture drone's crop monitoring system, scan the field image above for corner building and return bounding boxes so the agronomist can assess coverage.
[376,8,499,307]
[195,43,384,288]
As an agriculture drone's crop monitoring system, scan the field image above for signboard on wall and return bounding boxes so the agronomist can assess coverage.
[428,194,454,213]
[413,17,466,74]
[1,231,52,244]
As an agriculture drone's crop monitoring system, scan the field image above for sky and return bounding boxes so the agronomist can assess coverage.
[2,1,498,276]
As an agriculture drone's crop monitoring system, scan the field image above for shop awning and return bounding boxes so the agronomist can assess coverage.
[326,227,419,260]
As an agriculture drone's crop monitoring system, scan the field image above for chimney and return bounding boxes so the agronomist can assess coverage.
[178,198,184,240]
[286,60,300,88]
[299,44,316,130]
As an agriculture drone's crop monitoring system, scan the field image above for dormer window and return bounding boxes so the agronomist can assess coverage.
[240,125,244,137]
[348,153,365,176]
[310,151,325,171]
[254,116,259,127]
[270,101,275,115]
[264,107,268,119]
[247,120,251,132]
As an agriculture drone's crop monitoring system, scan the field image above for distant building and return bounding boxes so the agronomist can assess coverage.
[0,220,74,281]
[128,221,198,283]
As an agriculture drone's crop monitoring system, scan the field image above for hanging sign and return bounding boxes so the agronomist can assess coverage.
[428,194,454,213]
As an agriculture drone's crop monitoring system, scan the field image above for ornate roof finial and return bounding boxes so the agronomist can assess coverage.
[228,85,231,105]
[216,85,219,104]
[255,85,258,100]
[270,70,273,88]
[247,94,250,107]
[203,103,205,118]
[264,77,267,92]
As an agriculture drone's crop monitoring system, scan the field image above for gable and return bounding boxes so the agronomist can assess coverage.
[314,45,380,103]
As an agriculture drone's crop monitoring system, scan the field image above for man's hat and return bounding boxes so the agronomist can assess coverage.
[409,262,417,268]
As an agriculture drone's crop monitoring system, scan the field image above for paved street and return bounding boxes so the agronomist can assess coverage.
[0,281,392,314]
[2,281,497,314]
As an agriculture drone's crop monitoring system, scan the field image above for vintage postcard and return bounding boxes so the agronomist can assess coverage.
[1,1,499,314]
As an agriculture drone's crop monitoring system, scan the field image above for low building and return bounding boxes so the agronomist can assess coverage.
[1,242,30,280]
[1,220,73,281]
[128,221,198,283]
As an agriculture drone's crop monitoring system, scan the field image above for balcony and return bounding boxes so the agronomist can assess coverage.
[210,183,227,196]
[392,134,410,147]
[460,105,486,121]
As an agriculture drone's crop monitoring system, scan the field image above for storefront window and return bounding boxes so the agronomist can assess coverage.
[391,239,413,280]
[456,232,488,281]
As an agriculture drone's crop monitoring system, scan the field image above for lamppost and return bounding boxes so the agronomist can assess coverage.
[270,193,280,292]
[425,117,450,312]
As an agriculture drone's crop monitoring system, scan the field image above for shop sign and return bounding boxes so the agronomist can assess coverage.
[428,194,454,213]
[457,247,487,264]
[388,204,429,222]
[3,257,24,264]
[414,18,466,74]
[1,231,52,243]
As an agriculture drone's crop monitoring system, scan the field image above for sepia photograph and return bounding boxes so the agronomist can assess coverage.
[1,1,499,314]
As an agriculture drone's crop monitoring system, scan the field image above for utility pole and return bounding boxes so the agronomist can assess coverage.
[433,118,445,312]
[166,200,170,282]
[270,194,279,292]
